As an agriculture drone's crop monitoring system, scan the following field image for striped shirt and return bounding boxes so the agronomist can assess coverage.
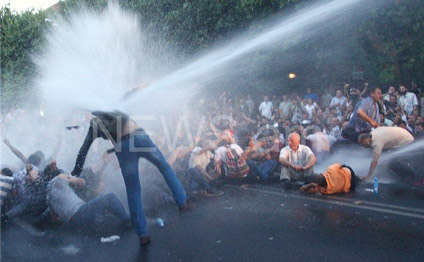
[0,175,15,206]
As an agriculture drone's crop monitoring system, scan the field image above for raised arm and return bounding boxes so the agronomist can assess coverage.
[71,125,96,177]
[3,137,27,164]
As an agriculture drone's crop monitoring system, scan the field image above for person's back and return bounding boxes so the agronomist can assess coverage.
[46,176,85,224]
[320,163,352,194]
[371,126,414,153]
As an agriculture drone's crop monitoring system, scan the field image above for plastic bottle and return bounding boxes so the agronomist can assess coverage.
[156,218,164,227]
[100,235,120,243]
[373,176,379,196]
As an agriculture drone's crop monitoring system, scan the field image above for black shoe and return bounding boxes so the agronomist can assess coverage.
[281,179,291,190]
[140,235,151,247]
[179,200,195,212]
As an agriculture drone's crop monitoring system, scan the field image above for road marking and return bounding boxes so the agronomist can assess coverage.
[226,185,424,220]
[326,195,424,214]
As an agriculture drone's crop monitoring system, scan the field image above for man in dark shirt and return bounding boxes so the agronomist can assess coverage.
[385,94,400,121]
[342,87,382,142]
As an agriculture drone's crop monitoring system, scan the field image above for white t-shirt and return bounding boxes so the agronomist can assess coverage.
[189,146,214,170]
[46,176,85,224]
[304,104,316,119]
[214,144,244,163]
[329,126,342,140]
[306,133,336,152]
[371,126,414,160]
[399,92,418,115]
[279,145,314,166]
[259,101,274,119]
[330,96,347,107]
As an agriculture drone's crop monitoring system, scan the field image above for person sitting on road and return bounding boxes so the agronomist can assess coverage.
[2,164,48,223]
[306,129,336,164]
[279,132,316,190]
[46,173,131,230]
[0,168,14,211]
[300,163,357,194]
[246,133,278,181]
[186,138,224,196]
[214,143,251,182]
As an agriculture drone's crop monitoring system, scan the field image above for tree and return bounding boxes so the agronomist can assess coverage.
[0,6,46,111]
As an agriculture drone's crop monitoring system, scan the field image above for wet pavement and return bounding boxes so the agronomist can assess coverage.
[1,182,424,262]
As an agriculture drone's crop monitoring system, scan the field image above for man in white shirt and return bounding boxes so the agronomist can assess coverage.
[330,90,347,110]
[329,117,342,139]
[358,126,414,180]
[186,139,223,196]
[279,133,316,189]
[398,85,418,116]
[278,95,292,120]
[306,131,336,164]
[259,96,274,120]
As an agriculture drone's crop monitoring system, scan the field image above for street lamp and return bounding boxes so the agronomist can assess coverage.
[288,73,296,79]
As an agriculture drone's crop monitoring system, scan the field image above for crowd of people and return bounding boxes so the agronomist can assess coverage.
[0,81,423,247]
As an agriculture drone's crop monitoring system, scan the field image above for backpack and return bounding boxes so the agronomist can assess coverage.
[225,147,250,178]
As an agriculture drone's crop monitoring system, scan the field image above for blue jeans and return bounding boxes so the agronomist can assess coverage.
[247,159,277,180]
[6,197,46,219]
[115,130,187,236]
[185,167,211,193]
[70,193,130,227]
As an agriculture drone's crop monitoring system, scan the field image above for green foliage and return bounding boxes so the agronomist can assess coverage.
[1,0,423,110]
[357,0,424,85]
[1,6,46,111]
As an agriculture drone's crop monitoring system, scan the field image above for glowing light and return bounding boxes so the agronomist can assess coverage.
[288,73,297,79]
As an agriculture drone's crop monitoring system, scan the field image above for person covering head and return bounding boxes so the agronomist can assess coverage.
[300,163,356,194]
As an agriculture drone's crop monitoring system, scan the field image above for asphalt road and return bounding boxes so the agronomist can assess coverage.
[1,182,423,262]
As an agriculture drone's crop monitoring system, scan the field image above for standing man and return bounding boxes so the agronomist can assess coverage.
[398,85,418,116]
[279,132,316,189]
[258,96,274,121]
[304,88,319,103]
[71,111,191,247]
[357,126,414,181]
[278,95,292,121]
[343,87,382,142]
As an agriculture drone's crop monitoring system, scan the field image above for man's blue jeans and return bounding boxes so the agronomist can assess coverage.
[115,130,187,236]
[185,167,211,193]
[70,193,130,228]
[247,159,277,180]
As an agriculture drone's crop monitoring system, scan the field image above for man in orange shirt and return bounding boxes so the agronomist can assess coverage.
[300,163,357,194]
